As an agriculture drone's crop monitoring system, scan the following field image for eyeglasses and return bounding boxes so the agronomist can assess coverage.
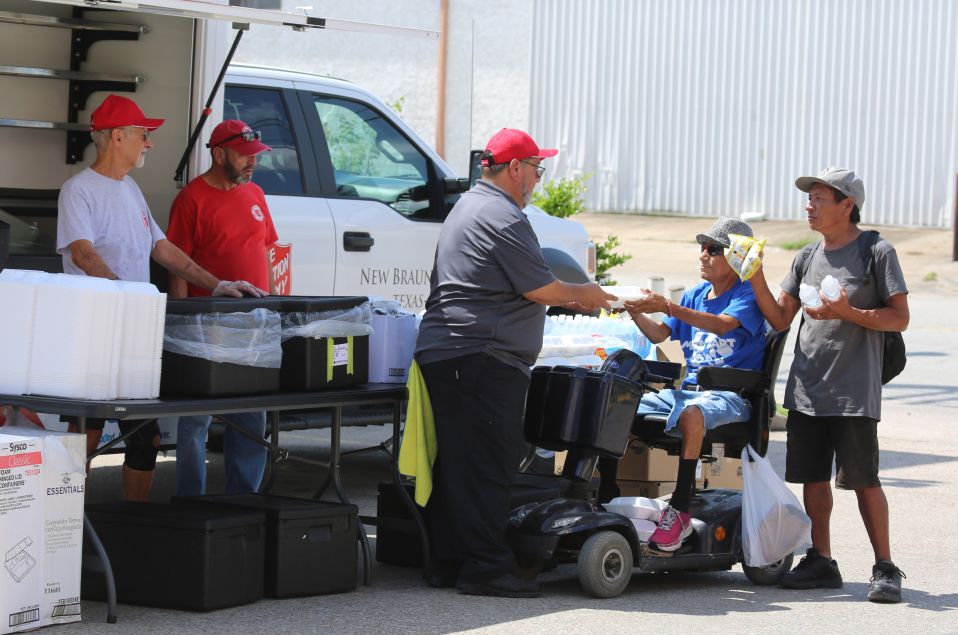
[211,129,262,148]
[120,127,150,142]
[701,243,724,257]
[519,159,545,179]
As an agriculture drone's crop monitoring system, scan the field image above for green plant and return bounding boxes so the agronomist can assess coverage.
[531,173,592,218]
[387,95,405,115]
[779,235,817,250]
[923,271,938,282]
[595,234,632,285]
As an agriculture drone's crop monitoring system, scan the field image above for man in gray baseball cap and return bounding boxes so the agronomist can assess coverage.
[748,167,910,603]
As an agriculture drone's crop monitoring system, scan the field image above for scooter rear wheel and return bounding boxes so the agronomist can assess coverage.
[742,553,794,585]
[577,531,633,598]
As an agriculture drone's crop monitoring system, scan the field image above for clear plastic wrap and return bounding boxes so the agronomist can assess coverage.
[281,301,373,340]
[163,308,282,368]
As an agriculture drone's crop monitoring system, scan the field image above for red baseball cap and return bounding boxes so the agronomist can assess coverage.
[481,128,558,165]
[206,120,271,155]
[90,94,165,131]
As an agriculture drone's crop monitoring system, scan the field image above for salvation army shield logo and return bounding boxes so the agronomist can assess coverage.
[251,204,264,221]
[269,242,292,295]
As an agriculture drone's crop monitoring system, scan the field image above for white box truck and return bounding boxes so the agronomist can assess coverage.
[0,0,595,310]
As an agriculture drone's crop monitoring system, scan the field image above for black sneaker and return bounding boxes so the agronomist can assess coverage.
[868,560,905,603]
[780,548,843,589]
[457,573,542,598]
[424,559,461,589]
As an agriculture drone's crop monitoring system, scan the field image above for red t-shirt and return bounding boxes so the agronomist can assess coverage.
[167,177,279,297]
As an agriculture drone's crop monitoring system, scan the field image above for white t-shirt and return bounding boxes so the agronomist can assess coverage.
[56,168,165,282]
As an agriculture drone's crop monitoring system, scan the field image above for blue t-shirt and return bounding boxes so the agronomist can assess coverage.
[664,279,766,387]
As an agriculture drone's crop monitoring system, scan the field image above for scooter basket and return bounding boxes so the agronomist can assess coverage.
[524,365,644,457]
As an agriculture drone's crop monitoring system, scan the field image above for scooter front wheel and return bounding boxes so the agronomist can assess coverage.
[742,553,794,585]
[577,531,633,598]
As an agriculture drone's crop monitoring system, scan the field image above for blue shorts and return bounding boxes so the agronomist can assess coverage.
[638,389,751,436]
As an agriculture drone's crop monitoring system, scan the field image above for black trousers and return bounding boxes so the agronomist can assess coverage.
[419,352,529,583]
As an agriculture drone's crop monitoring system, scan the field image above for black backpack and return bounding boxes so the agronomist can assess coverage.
[797,230,906,385]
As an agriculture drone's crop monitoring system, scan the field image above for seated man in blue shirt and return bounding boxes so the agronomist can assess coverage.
[623,216,766,553]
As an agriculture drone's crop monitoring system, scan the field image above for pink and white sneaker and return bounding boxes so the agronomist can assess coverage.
[648,506,692,552]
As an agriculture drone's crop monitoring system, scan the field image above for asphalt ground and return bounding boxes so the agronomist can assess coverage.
[72,215,958,633]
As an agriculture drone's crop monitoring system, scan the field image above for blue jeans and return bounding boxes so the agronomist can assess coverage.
[175,411,267,497]
[638,389,751,435]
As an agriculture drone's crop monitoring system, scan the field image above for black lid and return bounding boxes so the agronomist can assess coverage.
[173,493,358,520]
[85,501,265,531]
[277,295,368,312]
[165,296,283,314]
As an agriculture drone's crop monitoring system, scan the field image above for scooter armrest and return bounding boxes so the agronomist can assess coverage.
[696,367,763,393]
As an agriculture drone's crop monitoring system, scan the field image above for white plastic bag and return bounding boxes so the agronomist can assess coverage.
[741,445,812,567]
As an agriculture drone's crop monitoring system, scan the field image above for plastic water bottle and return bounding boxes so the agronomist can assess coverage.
[821,275,841,301]
[799,283,822,308]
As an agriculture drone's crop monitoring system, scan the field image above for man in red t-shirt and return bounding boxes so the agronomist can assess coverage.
[167,119,277,496]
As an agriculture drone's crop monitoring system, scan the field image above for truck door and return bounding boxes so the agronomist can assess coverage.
[223,83,336,295]
[300,92,448,310]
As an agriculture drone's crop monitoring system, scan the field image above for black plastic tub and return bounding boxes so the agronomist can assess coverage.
[174,493,358,598]
[83,502,265,611]
[281,335,369,391]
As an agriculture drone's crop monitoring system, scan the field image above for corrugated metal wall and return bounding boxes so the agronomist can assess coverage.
[530,0,958,228]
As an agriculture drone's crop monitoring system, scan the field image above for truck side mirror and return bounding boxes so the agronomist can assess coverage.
[468,150,483,187]
[443,178,469,194]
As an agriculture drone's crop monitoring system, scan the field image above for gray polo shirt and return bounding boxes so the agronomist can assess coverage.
[415,180,556,373]
[780,233,908,420]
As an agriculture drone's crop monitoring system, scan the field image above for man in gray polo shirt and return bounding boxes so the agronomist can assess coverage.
[415,128,614,598]
[749,167,909,603]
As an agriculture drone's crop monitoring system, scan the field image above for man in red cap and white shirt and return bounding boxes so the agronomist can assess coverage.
[166,119,278,498]
[413,128,615,597]
[56,95,266,501]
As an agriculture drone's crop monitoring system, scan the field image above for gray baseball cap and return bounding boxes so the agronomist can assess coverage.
[695,216,753,248]
[795,167,865,210]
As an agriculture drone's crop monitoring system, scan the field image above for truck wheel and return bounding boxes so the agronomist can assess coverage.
[743,553,794,585]
[577,531,633,598]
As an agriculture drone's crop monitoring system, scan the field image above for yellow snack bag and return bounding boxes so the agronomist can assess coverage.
[725,233,767,281]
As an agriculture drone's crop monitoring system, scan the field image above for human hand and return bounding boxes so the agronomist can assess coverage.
[623,289,667,318]
[571,283,616,312]
[807,285,850,320]
[212,280,269,298]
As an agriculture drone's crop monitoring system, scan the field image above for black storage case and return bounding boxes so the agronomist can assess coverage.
[82,501,265,611]
[162,297,281,397]
[375,479,566,568]
[524,366,643,456]
[278,296,370,391]
[174,493,358,597]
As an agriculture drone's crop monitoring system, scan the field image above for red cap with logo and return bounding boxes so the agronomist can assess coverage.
[90,94,165,131]
[206,120,271,155]
[481,128,558,166]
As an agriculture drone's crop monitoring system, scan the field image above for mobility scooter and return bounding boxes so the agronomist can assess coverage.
[508,328,792,598]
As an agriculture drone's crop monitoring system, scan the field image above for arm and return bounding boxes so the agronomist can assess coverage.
[152,239,220,292]
[809,289,909,331]
[266,248,277,295]
[748,264,801,332]
[523,279,616,312]
[624,289,741,341]
[67,240,119,280]
[168,273,188,299]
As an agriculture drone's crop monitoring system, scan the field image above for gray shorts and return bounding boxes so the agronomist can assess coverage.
[784,410,880,490]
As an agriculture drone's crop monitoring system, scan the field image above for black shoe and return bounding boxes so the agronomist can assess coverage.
[424,559,461,589]
[780,548,843,589]
[457,573,542,598]
[868,560,905,603]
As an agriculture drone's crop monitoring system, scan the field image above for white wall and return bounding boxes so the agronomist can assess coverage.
[233,0,534,176]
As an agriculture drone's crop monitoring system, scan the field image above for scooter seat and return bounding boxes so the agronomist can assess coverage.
[631,415,751,446]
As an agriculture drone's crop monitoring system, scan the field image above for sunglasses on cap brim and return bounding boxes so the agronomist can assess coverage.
[208,129,262,149]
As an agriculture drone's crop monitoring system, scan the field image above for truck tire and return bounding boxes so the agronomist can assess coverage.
[577,530,633,598]
[542,247,590,284]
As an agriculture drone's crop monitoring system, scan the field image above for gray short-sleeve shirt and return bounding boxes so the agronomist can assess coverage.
[781,233,907,420]
[415,180,557,373]
[57,168,165,283]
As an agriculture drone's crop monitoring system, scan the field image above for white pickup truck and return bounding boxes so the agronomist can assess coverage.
[0,0,595,308]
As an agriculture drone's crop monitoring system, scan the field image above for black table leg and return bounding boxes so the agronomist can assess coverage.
[78,415,118,624]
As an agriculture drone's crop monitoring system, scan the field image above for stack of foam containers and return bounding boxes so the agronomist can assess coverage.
[114,281,167,398]
[29,274,123,399]
[0,269,50,395]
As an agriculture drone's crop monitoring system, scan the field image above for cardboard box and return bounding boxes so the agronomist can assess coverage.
[1,429,45,634]
[617,439,680,481]
[553,451,599,478]
[615,480,676,499]
[0,428,86,631]
[368,312,416,384]
[702,444,743,490]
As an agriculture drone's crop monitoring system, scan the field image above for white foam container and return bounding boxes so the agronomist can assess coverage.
[0,275,45,395]
[630,518,657,542]
[602,285,647,309]
[114,281,166,398]
[604,496,667,521]
[29,274,121,399]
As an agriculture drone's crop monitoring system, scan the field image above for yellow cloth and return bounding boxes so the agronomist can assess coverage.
[398,360,438,506]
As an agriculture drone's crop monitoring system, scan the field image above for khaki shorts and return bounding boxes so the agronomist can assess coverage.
[784,410,881,490]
